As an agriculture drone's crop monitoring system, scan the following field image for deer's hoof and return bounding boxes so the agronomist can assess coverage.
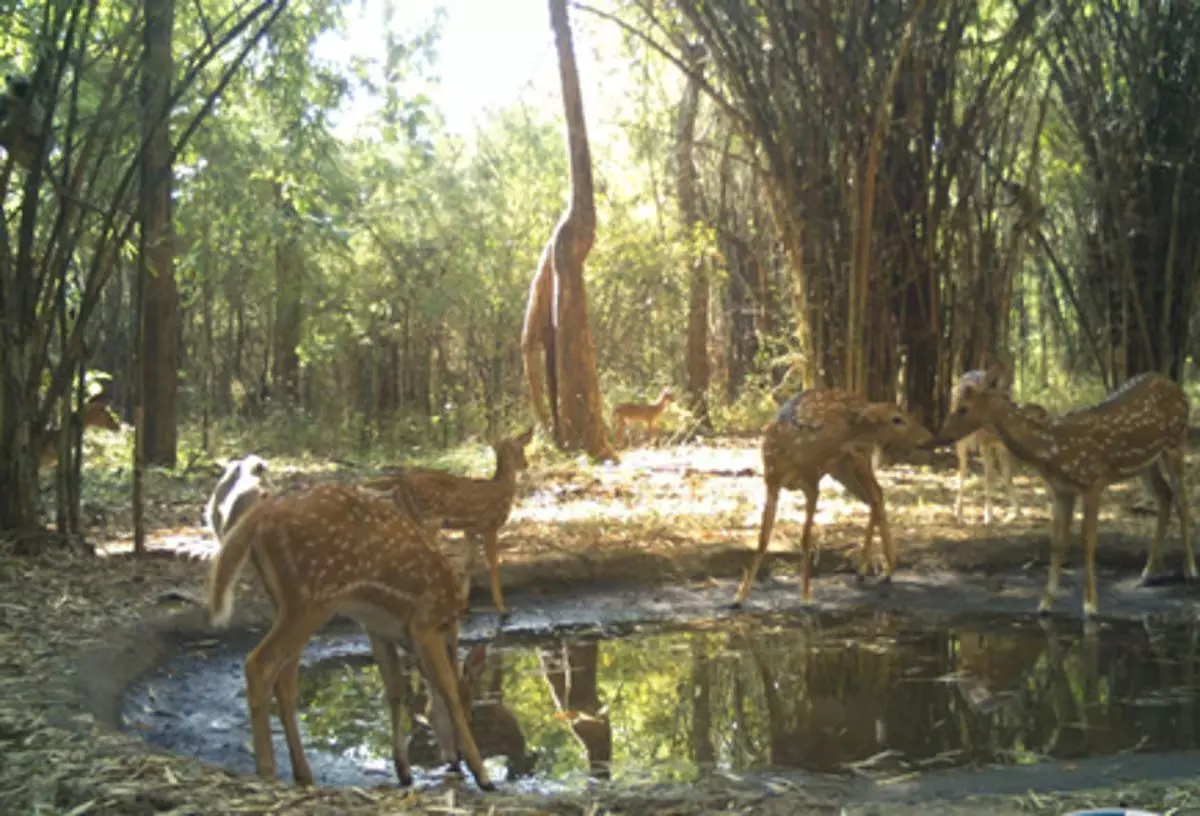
[479,780,497,792]
[729,600,745,611]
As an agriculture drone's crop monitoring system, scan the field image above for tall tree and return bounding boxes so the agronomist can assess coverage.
[677,41,710,428]
[521,0,613,458]
[139,0,179,466]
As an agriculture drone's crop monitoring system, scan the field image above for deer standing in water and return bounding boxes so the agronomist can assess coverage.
[361,427,534,616]
[37,392,120,469]
[929,364,1197,618]
[205,456,494,790]
[734,389,934,607]
[611,388,674,447]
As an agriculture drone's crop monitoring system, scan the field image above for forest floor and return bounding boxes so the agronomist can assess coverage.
[2,435,1200,814]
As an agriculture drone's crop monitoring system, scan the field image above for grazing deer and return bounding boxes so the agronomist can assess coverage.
[612,388,674,447]
[362,427,534,616]
[950,371,1050,524]
[929,364,1197,618]
[206,461,494,790]
[734,389,934,607]
[37,392,120,469]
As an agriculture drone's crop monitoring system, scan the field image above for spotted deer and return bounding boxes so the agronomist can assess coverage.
[612,388,674,447]
[734,389,934,607]
[950,371,1051,524]
[361,427,534,616]
[930,365,1197,618]
[37,392,120,469]
[206,460,494,790]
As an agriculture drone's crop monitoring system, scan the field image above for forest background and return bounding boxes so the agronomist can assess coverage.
[3,0,1200,536]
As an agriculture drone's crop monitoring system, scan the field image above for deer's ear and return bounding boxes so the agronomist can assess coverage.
[517,426,534,446]
[983,362,1010,391]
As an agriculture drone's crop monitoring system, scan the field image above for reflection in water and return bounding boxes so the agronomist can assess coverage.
[297,613,1200,785]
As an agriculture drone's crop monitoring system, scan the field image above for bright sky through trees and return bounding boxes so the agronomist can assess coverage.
[315,0,614,137]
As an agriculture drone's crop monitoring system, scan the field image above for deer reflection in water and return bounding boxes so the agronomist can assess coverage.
[291,614,1200,783]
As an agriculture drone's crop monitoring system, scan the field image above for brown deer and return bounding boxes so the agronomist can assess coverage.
[37,392,120,469]
[611,388,674,447]
[361,427,534,616]
[929,364,1197,618]
[950,370,1051,524]
[733,389,934,607]
[206,462,494,790]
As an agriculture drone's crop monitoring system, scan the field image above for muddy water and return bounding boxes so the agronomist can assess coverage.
[124,603,1200,793]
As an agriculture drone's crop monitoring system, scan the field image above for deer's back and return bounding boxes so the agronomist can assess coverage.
[1037,373,1187,483]
[763,390,868,487]
[375,469,516,533]
[248,484,462,626]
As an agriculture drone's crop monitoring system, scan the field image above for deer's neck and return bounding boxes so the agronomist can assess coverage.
[491,456,521,491]
[990,400,1056,471]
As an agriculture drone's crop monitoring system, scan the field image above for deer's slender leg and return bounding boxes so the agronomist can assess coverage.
[981,438,995,525]
[998,446,1020,519]
[1080,487,1103,618]
[735,477,782,606]
[1162,448,1197,580]
[369,634,414,786]
[481,529,507,615]
[274,657,314,785]
[1039,490,1077,615]
[243,604,331,782]
[460,532,479,610]
[831,455,887,580]
[411,626,493,791]
[798,482,820,602]
[954,437,970,521]
[1141,464,1173,582]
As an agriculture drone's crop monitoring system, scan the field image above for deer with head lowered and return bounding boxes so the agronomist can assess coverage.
[361,427,534,616]
[205,455,495,790]
[950,369,1049,524]
[928,364,1197,618]
[733,389,934,607]
[611,388,674,447]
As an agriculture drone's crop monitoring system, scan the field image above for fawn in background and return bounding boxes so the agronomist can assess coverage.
[612,388,674,447]
[205,459,494,790]
[362,427,534,616]
[949,370,1050,524]
[929,364,1197,618]
[734,389,934,607]
[37,392,120,469]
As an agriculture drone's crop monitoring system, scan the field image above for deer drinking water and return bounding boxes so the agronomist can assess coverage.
[612,388,674,447]
[734,389,934,606]
[361,427,534,616]
[929,364,1197,618]
[205,456,494,790]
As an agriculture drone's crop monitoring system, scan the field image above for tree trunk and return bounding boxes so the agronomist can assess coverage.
[138,0,179,467]
[539,0,613,459]
[272,185,303,403]
[677,42,710,427]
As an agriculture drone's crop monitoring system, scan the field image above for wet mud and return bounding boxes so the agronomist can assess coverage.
[121,568,1200,804]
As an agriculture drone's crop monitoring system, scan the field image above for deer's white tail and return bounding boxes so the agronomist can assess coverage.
[207,513,256,628]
